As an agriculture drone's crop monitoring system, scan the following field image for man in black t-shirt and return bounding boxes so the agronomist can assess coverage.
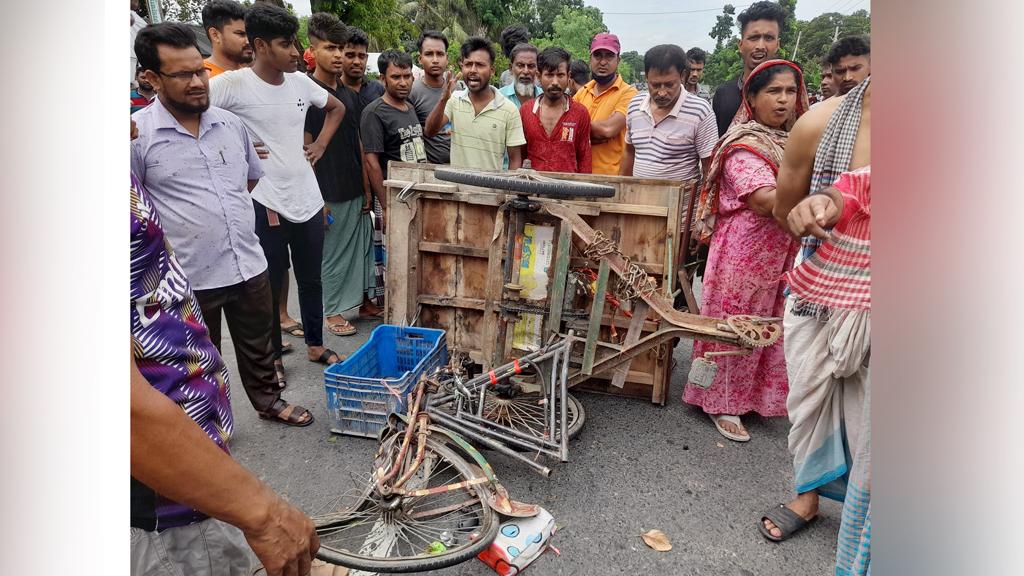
[305,17,383,336]
[711,1,786,136]
[360,50,427,217]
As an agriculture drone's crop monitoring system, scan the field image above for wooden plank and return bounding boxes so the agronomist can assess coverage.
[480,210,507,369]
[383,179,458,194]
[610,300,651,388]
[418,241,488,259]
[546,222,573,340]
[678,269,699,314]
[581,259,610,376]
[569,257,664,275]
[417,294,486,310]
[562,201,669,217]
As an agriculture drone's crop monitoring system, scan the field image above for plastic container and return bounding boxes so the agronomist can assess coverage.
[324,325,447,438]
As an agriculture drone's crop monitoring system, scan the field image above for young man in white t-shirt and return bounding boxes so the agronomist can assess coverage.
[210,3,346,370]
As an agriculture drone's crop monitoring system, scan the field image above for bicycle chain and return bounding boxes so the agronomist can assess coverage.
[500,301,589,318]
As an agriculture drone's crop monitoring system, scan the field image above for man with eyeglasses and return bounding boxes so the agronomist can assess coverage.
[132,22,315,428]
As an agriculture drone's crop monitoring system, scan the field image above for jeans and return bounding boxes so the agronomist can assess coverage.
[253,200,325,357]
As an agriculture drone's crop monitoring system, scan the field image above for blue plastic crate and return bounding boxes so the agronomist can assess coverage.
[324,325,447,438]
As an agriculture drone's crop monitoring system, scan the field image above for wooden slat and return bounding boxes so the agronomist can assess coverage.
[569,257,664,275]
[610,300,650,388]
[383,179,459,194]
[417,294,486,310]
[418,241,488,259]
[546,222,573,341]
[581,259,609,376]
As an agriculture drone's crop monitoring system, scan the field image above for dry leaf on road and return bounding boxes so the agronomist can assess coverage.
[641,529,673,552]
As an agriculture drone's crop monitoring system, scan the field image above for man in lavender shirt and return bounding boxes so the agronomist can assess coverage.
[132,22,313,426]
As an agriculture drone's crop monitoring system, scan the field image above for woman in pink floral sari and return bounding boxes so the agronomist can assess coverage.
[686,60,809,442]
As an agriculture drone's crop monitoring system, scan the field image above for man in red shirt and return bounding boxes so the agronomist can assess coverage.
[520,47,592,173]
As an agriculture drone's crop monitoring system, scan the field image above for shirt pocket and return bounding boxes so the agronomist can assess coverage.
[209,143,249,191]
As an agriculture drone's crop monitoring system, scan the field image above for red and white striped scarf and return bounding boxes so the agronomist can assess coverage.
[786,166,871,312]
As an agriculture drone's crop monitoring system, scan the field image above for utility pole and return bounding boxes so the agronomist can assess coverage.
[792,29,803,61]
[146,0,163,23]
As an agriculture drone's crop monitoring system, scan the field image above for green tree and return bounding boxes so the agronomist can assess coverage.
[401,0,484,44]
[310,0,412,50]
[790,9,871,89]
[710,4,736,50]
[618,50,643,84]
[473,0,533,40]
[777,0,798,57]
[534,5,606,61]
[528,0,583,38]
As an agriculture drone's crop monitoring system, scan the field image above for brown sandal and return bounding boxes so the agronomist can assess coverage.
[328,320,357,336]
[258,398,314,427]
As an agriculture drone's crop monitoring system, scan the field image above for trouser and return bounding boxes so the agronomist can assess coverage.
[254,200,326,357]
[193,271,280,413]
[130,518,258,576]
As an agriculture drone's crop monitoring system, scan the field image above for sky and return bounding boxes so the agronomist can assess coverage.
[288,0,870,53]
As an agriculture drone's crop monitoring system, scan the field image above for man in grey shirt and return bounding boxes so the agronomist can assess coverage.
[408,30,451,164]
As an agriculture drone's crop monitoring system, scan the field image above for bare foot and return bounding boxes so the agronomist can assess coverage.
[358,297,383,318]
[763,491,818,539]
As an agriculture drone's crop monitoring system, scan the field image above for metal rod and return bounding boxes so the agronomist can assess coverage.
[427,410,552,476]
[457,412,562,452]
[559,337,571,462]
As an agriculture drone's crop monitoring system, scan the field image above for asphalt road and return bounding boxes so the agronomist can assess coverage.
[220,282,839,576]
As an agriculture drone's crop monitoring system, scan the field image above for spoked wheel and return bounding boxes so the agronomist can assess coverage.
[479,391,586,442]
[313,433,500,573]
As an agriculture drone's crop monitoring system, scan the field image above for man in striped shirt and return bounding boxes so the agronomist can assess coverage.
[620,44,717,181]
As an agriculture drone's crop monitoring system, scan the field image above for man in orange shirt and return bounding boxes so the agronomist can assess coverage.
[202,0,252,77]
[573,33,638,175]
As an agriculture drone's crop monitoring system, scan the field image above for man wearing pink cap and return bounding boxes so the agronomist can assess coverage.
[573,32,638,175]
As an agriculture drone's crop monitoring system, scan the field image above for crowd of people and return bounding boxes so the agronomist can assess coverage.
[128,1,871,575]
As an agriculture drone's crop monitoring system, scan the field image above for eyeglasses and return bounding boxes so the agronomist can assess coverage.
[158,68,210,81]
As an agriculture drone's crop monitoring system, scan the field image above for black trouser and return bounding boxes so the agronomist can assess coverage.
[193,271,280,413]
[253,200,326,357]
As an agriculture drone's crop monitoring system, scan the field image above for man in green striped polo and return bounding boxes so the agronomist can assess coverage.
[425,36,525,171]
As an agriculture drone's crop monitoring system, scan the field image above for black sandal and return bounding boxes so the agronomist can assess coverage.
[258,398,314,427]
[758,504,816,542]
[310,348,344,366]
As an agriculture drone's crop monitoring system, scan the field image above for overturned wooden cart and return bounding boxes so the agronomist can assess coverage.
[383,162,778,405]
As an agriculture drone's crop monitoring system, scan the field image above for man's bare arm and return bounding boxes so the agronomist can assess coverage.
[590,112,626,141]
[772,115,820,231]
[305,94,345,166]
[619,143,635,176]
[130,351,318,575]
[507,145,523,170]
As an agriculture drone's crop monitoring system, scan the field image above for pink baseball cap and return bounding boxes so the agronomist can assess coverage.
[590,33,621,55]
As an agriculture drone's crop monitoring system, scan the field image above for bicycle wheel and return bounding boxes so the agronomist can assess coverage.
[313,433,500,573]
[478,391,586,441]
[435,168,616,198]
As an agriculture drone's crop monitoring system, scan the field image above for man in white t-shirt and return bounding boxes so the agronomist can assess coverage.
[210,2,346,369]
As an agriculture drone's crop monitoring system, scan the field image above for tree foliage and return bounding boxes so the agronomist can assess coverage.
[311,0,412,50]
[709,4,736,50]
[533,6,606,62]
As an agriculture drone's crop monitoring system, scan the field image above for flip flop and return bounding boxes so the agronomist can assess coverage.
[281,321,304,337]
[708,413,750,442]
[258,398,314,427]
[281,341,294,354]
[310,348,344,366]
[328,321,358,336]
[758,504,816,542]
